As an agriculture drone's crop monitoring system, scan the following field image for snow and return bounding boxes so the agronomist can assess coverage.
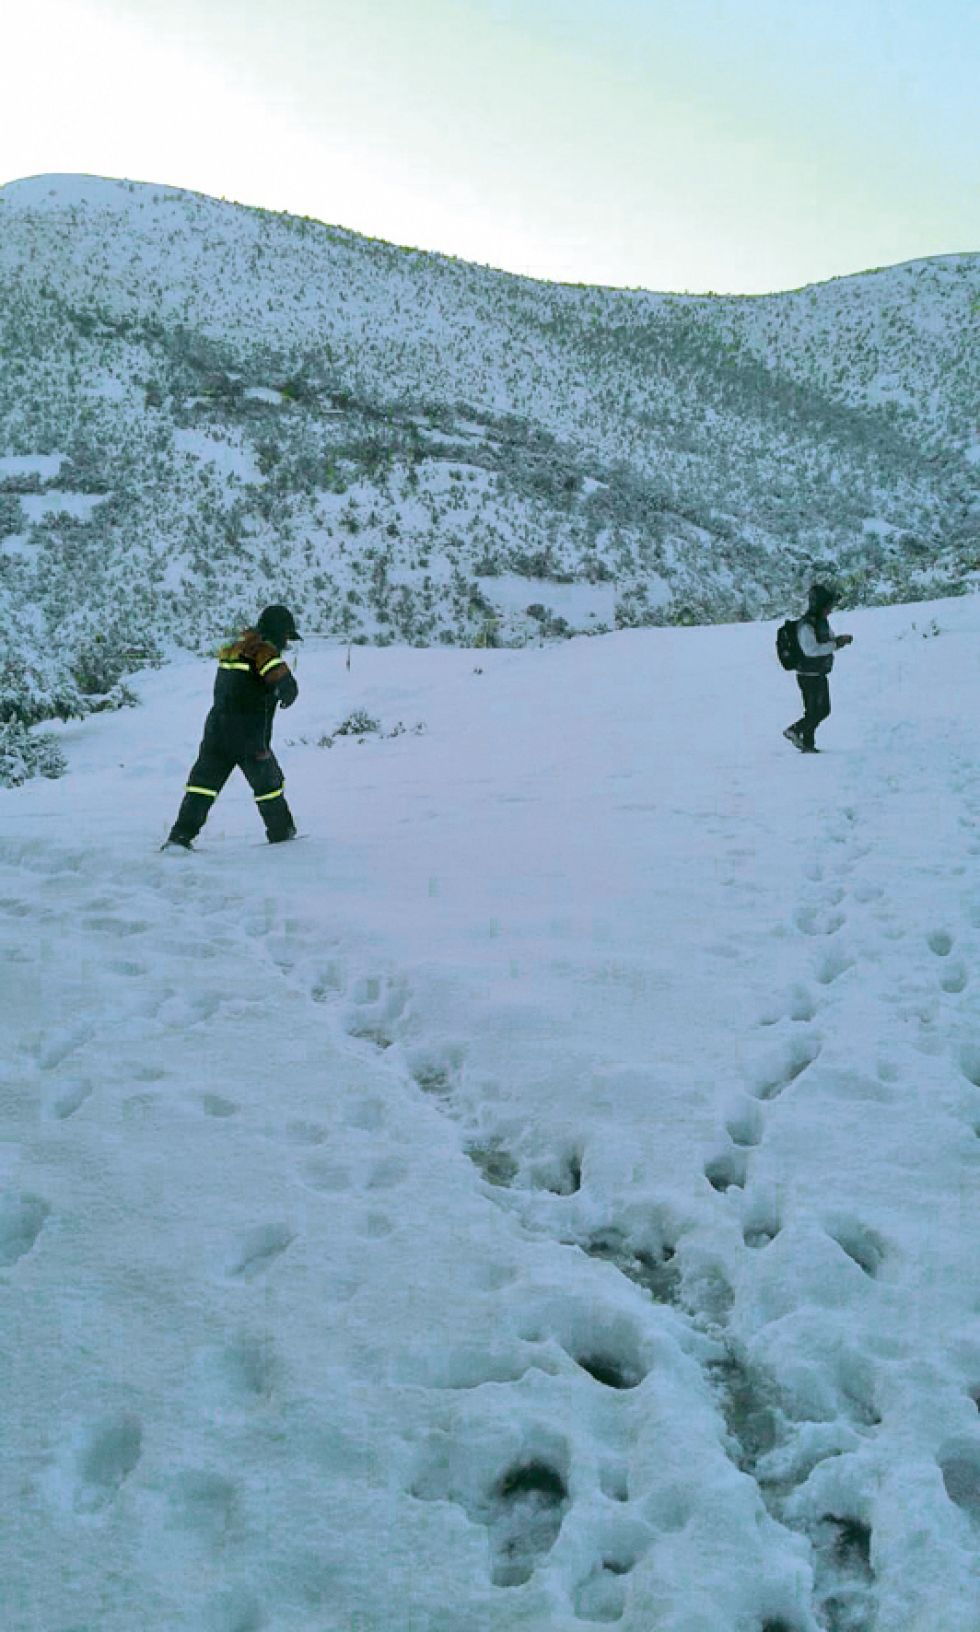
[173,428,265,483]
[475,571,618,627]
[3,595,980,1630]
[0,453,65,479]
[0,173,190,212]
[19,491,109,523]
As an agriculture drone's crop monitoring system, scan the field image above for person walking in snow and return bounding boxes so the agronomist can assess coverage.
[783,583,853,753]
[163,604,302,848]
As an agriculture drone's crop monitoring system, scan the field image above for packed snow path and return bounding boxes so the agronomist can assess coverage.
[3,598,980,1631]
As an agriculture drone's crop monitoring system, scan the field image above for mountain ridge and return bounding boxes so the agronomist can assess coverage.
[2,170,975,296]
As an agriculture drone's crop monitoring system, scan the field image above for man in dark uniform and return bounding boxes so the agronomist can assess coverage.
[163,604,301,848]
[783,583,853,753]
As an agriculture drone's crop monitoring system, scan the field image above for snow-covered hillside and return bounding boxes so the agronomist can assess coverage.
[0,174,977,746]
[3,598,980,1630]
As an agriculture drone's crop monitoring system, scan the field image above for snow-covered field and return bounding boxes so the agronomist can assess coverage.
[3,597,980,1631]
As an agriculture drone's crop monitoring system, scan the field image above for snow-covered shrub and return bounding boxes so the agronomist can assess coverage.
[72,635,135,696]
[334,709,381,736]
[0,492,22,533]
[0,658,83,728]
[0,723,66,787]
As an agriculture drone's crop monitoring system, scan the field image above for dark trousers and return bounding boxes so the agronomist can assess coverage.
[792,674,831,749]
[169,711,295,843]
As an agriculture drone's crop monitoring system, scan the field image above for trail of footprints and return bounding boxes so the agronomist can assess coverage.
[703,785,980,1625]
[696,842,889,1628]
[299,794,980,1626]
[158,868,907,1627]
[292,937,887,1628]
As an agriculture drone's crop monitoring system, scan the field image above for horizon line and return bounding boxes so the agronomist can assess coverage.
[1,168,977,302]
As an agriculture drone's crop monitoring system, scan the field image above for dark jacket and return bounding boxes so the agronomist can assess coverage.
[796,612,837,677]
[209,628,298,754]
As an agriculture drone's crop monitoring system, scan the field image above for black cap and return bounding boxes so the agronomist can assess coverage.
[257,604,301,646]
[808,583,837,612]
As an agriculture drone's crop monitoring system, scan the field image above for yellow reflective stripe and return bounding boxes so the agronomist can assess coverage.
[219,661,252,671]
[186,785,219,798]
[259,656,284,677]
[254,787,284,803]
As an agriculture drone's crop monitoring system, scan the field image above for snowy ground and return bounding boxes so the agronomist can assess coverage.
[3,598,980,1632]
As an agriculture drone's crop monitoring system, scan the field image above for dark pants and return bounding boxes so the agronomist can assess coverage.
[792,674,831,749]
[169,710,296,843]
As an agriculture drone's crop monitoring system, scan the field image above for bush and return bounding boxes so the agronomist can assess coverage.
[0,723,67,787]
[73,639,129,696]
[334,709,381,736]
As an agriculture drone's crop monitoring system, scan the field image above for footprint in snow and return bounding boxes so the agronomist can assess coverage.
[486,1458,570,1587]
[466,1138,520,1187]
[956,1045,980,1089]
[283,1119,328,1146]
[411,1438,571,1590]
[343,974,410,1051]
[215,1335,277,1402]
[726,1100,764,1148]
[814,945,855,986]
[201,1093,239,1118]
[704,1148,748,1194]
[851,881,884,903]
[227,1224,295,1281]
[302,1157,353,1193]
[812,1514,876,1629]
[168,1469,239,1541]
[573,1529,652,1624]
[73,1412,143,1513]
[708,1350,783,1476]
[749,1035,821,1101]
[826,1218,888,1279]
[407,1042,467,1099]
[0,894,33,916]
[939,962,968,994]
[794,904,846,938]
[33,1021,94,1072]
[366,1155,410,1190]
[939,1439,980,1526]
[43,1078,93,1121]
[0,1193,50,1266]
[310,959,347,1003]
[577,1226,684,1310]
[742,1192,782,1250]
[757,984,816,1026]
[529,1145,583,1196]
[81,914,148,938]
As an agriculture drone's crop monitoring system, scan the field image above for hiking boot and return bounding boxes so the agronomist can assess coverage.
[267,823,299,844]
[161,834,194,851]
[782,727,805,751]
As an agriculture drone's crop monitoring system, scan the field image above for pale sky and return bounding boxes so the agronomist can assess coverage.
[2,0,977,293]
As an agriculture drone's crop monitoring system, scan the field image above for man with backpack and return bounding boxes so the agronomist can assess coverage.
[780,583,853,753]
[163,604,301,848]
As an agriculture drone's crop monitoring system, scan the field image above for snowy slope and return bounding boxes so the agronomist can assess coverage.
[3,597,980,1631]
[0,173,977,735]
